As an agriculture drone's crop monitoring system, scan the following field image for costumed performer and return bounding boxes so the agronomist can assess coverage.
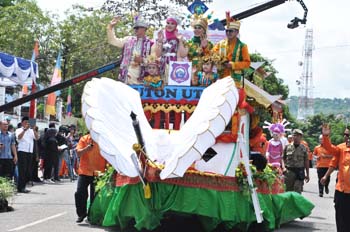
[211,11,250,88]
[107,15,153,84]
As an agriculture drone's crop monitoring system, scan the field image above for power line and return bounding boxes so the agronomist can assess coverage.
[262,43,350,55]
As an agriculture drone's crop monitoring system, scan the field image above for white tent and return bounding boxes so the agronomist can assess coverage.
[0,51,38,86]
[0,51,39,120]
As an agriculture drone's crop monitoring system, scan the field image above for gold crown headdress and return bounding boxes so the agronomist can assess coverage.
[145,54,160,66]
[188,11,213,31]
[225,11,240,30]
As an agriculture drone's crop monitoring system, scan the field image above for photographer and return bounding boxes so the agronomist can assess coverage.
[54,126,69,181]
[15,117,39,193]
[74,132,106,223]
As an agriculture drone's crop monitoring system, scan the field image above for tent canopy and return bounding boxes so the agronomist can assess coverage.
[0,52,38,86]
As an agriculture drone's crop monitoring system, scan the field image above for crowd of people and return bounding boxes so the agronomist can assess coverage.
[0,116,81,193]
[249,123,350,231]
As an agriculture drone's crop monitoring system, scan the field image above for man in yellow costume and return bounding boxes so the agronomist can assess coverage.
[212,12,251,88]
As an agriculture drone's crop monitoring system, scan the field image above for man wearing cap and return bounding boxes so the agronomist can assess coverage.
[107,15,153,84]
[211,11,251,88]
[321,126,350,232]
[283,129,310,193]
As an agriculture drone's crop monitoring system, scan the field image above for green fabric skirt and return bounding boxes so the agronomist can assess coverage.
[89,182,314,231]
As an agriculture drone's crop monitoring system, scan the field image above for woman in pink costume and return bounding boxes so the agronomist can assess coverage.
[266,128,285,169]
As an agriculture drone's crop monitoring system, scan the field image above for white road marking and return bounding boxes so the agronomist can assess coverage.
[8,212,67,231]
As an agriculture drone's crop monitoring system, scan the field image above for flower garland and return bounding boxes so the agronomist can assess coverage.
[235,162,282,196]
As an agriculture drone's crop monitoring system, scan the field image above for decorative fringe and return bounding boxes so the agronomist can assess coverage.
[144,183,151,199]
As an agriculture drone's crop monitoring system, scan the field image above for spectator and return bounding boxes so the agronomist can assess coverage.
[321,125,350,232]
[54,126,69,181]
[43,123,58,183]
[30,126,42,183]
[313,134,333,197]
[75,133,107,223]
[15,116,39,193]
[0,120,17,180]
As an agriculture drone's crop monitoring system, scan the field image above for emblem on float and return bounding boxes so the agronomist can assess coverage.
[168,61,192,86]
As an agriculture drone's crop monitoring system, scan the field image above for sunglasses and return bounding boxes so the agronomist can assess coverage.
[225,29,238,33]
[134,27,144,30]
[194,26,202,30]
[344,133,350,137]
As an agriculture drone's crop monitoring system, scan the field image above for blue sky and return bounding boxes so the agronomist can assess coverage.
[36,0,350,99]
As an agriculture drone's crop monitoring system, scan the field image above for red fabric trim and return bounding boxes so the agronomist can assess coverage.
[115,165,285,194]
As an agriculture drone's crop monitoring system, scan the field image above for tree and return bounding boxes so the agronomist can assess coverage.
[249,52,292,130]
[57,6,133,117]
[100,0,214,28]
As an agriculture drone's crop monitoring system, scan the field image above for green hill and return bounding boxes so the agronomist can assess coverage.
[287,96,350,119]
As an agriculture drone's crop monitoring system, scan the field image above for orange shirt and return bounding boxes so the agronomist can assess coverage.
[323,135,350,193]
[212,38,251,78]
[77,134,107,176]
[313,145,333,168]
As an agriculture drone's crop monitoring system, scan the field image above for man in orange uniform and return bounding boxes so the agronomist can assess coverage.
[74,133,107,223]
[321,126,350,232]
[211,11,250,88]
[313,135,333,197]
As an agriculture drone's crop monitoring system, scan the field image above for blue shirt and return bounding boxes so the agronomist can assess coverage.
[0,131,15,159]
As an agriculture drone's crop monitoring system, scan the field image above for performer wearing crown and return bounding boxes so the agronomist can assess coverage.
[192,54,218,87]
[187,13,213,71]
[107,15,153,84]
[143,54,163,89]
[212,12,251,88]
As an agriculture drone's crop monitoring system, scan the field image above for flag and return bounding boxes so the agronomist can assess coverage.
[45,52,62,116]
[29,40,39,118]
[66,86,72,117]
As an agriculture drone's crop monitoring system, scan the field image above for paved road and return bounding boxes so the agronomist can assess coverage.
[1,168,337,232]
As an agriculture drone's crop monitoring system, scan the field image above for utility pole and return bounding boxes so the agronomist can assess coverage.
[297,28,314,120]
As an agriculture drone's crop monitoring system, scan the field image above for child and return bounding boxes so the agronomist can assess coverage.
[143,55,163,89]
[266,127,284,168]
[192,55,218,87]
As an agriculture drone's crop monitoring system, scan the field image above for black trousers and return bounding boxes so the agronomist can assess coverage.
[74,175,96,217]
[17,151,33,191]
[43,153,55,180]
[0,158,14,180]
[334,190,350,232]
[317,167,330,194]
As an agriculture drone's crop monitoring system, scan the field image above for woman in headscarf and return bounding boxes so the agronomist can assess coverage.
[153,16,188,130]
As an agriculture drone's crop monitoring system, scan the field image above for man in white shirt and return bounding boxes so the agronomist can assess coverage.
[15,117,39,193]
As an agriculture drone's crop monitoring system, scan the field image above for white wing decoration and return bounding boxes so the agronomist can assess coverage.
[159,77,238,179]
[82,78,159,177]
[82,77,238,179]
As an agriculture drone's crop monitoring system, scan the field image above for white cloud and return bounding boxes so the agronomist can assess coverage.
[36,0,350,98]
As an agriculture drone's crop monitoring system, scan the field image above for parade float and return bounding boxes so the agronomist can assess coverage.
[83,77,313,231]
[81,1,313,231]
